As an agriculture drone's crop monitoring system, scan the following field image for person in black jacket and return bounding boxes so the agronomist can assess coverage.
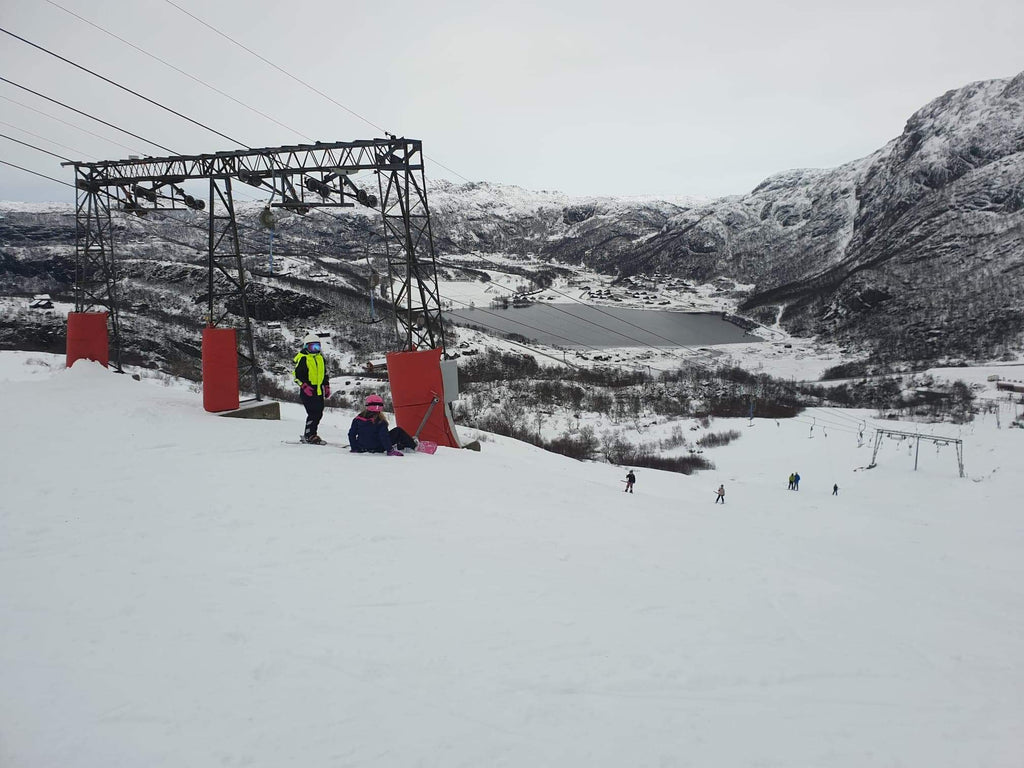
[348,394,416,455]
[293,333,331,444]
[624,470,636,493]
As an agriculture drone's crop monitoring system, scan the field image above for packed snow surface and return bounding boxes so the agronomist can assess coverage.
[1,353,1023,767]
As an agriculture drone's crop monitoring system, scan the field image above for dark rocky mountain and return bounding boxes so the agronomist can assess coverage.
[2,71,1022,374]
[404,72,1024,363]
[602,72,1024,362]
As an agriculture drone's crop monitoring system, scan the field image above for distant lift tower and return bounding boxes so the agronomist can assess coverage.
[868,427,965,478]
[63,138,447,409]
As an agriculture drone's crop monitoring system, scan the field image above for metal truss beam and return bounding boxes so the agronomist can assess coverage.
[206,178,261,400]
[375,141,446,353]
[62,139,417,188]
[73,168,123,370]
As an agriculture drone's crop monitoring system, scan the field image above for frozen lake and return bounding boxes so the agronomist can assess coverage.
[447,303,760,349]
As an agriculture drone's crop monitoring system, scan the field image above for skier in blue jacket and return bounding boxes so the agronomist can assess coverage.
[348,394,415,455]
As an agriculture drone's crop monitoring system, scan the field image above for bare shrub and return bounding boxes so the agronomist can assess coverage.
[630,454,715,474]
[696,429,742,448]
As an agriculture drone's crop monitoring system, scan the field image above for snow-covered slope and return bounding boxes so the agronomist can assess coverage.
[2,353,1022,766]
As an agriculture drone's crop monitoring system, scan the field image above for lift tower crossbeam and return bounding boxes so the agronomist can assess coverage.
[63,137,445,398]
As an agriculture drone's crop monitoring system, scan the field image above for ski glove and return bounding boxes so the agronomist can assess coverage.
[387,448,404,457]
[323,384,331,398]
[301,383,314,397]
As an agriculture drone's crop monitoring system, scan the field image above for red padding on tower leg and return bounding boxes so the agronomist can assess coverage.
[202,327,239,412]
[66,312,109,368]
[387,348,459,448]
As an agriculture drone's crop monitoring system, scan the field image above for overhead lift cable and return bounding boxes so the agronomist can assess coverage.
[42,0,316,143]
[0,158,74,187]
[0,132,72,162]
[161,0,472,184]
[1,117,373,274]
[0,119,95,160]
[0,93,141,154]
[0,77,176,155]
[3,21,372,238]
[0,26,251,150]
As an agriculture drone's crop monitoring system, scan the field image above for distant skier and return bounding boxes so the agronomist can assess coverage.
[833,483,839,496]
[624,470,636,493]
[293,333,330,445]
[787,472,795,490]
[715,484,725,504]
[794,472,801,491]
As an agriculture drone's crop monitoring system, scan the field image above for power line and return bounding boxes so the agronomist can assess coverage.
[791,415,861,437]
[162,0,384,132]
[20,29,377,225]
[0,119,95,160]
[42,0,315,143]
[0,110,373,278]
[0,132,72,162]
[0,77,176,154]
[2,127,319,267]
[0,26,250,151]
[0,158,73,187]
[0,93,142,154]
[30,4,395,230]
[161,0,473,184]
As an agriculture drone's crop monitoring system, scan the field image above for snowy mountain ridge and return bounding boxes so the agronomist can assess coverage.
[627,72,1024,360]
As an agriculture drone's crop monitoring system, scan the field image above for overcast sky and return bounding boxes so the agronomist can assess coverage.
[1,0,1022,203]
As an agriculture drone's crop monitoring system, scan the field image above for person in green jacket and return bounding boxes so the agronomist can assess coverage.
[293,333,331,444]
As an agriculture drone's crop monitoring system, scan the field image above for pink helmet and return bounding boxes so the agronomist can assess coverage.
[365,394,384,412]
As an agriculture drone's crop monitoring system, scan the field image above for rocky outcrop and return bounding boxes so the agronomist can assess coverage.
[601,73,1024,361]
